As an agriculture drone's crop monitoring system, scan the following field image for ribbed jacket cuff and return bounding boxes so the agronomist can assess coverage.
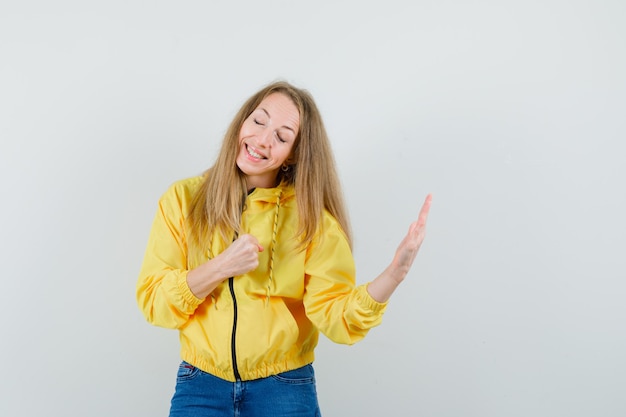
[358,284,388,313]
[177,272,205,309]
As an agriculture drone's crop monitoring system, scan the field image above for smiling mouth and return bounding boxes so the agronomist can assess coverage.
[246,145,266,159]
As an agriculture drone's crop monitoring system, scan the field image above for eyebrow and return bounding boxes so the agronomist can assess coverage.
[258,107,297,134]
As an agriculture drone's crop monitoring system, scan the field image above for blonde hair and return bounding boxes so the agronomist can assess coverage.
[188,81,352,250]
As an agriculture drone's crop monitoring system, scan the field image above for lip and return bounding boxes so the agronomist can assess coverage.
[245,144,266,160]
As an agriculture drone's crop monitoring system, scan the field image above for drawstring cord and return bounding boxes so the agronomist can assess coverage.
[207,235,218,309]
[205,189,282,309]
[266,190,282,306]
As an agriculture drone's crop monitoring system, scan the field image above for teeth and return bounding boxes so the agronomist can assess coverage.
[247,145,264,159]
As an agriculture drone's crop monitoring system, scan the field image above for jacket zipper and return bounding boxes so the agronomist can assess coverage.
[228,276,241,381]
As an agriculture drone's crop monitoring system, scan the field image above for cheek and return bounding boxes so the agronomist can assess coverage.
[238,127,246,142]
[239,123,252,139]
[280,148,293,163]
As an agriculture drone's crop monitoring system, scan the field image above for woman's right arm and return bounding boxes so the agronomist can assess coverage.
[136,185,264,329]
[136,189,205,329]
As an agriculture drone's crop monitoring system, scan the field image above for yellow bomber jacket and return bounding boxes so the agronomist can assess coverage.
[137,176,387,382]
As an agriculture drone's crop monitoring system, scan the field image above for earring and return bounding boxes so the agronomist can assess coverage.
[281,164,290,172]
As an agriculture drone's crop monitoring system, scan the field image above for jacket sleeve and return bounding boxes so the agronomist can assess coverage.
[136,184,204,329]
[303,214,388,345]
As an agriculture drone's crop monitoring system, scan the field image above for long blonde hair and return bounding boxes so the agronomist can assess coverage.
[188,81,352,250]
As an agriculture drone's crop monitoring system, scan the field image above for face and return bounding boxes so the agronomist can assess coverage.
[236,93,300,189]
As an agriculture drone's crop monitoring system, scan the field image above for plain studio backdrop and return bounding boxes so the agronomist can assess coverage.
[1,1,624,416]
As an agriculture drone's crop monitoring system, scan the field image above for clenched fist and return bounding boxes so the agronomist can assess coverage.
[216,234,264,278]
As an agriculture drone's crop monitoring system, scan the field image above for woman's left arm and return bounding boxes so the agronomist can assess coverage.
[303,194,432,344]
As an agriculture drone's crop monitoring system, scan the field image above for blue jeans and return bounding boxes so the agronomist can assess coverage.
[169,362,322,417]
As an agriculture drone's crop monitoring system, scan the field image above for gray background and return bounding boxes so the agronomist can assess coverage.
[1,1,624,416]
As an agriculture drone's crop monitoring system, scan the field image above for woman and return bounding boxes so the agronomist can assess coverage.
[137,81,432,416]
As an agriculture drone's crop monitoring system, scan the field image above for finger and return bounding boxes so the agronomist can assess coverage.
[241,233,257,243]
[241,234,261,248]
[407,195,432,230]
[417,194,432,225]
[247,234,263,251]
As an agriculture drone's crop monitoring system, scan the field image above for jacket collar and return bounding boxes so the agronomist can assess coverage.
[247,184,295,205]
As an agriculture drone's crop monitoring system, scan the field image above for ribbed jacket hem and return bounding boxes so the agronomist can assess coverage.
[181,350,316,382]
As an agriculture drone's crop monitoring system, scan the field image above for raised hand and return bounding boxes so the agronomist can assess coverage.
[390,194,432,279]
[367,194,432,303]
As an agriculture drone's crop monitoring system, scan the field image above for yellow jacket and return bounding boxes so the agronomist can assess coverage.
[137,176,387,382]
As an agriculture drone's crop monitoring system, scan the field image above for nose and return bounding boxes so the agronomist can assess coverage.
[256,129,273,148]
